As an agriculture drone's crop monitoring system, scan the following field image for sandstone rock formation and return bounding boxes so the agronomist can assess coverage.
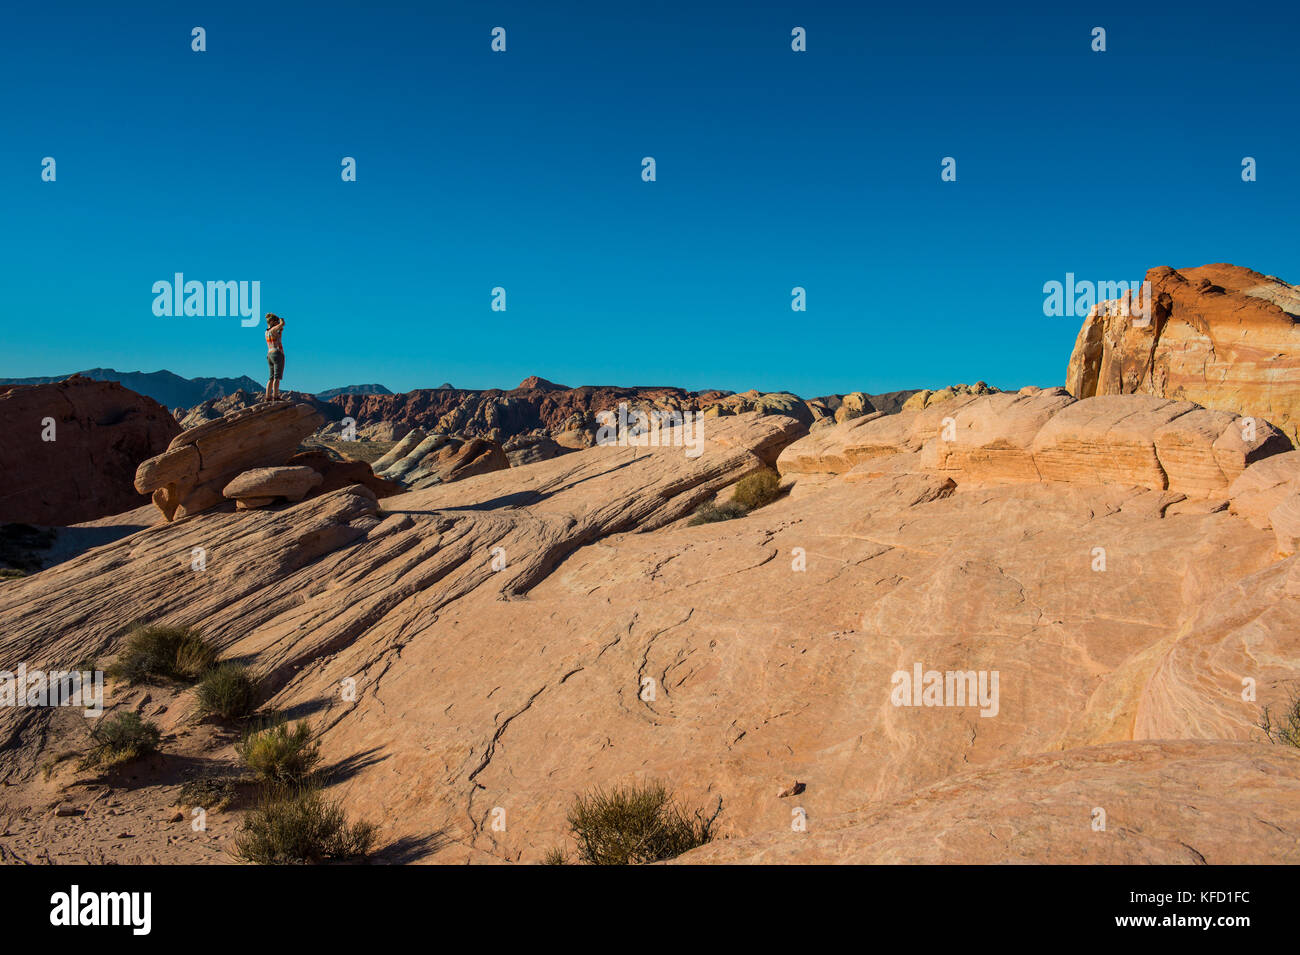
[176,389,341,430]
[285,450,402,499]
[0,368,263,411]
[701,390,816,427]
[833,391,875,423]
[316,419,411,442]
[372,429,511,488]
[675,742,1300,864]
[1028,395,1285,496]
[329,381,730,444]
[326,380,906,450]
[6,391,1300,864]
[135,401,326,520]
[1227,451,1300,529]
[1066,263,1300,441]
[779,388,1291,501]
[901,381,998,412]
[1270,493,1300,556]
[0,376,180,524]
[502,433,571,467]
[223,466,323,508]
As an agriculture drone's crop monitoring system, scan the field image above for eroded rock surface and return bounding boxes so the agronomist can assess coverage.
[0,376,180,524]
[373,430,511,488]
[135,401,325,520]
[1066,263,1300,441]
[4,396,1299,865]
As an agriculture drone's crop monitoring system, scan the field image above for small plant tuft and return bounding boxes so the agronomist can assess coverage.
[732,469,781,510]
[109,624,217,684]
[178,775,238,812]
[564,780,718,865]
[196,664,259,721]
[1259,685,1300,748]
[81,711,162,769]
[237,720,321,783]
[687,500,748,526]
[234,786,377,864]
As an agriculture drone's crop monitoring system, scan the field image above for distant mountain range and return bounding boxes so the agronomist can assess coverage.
[0,368,391,409]
[0,369,922,429]
[0,368,264,410]
[315,384,393,399]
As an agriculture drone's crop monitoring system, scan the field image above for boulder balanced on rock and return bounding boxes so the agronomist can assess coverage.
[135,401,325,520]
[223,466,323,509]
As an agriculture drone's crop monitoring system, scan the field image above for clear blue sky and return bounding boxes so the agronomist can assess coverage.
[3,0,1298,397]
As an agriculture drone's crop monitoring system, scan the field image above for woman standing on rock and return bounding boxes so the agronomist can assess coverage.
[264,313,286,402]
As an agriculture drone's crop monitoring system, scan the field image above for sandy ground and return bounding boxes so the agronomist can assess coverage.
[0,681,243,865]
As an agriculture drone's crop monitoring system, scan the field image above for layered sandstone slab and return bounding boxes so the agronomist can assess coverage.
[135,401,325,520]
[0,376,179,524]
[284,450,401,499]
[6,402,1298,864]
[1270,494,1300,556]
[375,431,511,488]
[1066,263,1300,441]
[223,466,323,503]
[775,395,989,475]
[176,389,340,431]
[1030,395,1200,489]
[371,427,427,471]
[1228,451,1300,529]
[925,387,1074,482]
[781,391,1290,497]
[1130,556,1300,742]
[1030,395,1285,495]
[673,741,1300,864]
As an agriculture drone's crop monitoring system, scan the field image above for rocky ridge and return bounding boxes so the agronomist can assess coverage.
[4,389,1300,863]
[1067,263,1300,441]
[0,376,180,524]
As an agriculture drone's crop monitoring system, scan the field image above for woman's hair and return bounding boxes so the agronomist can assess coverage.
[265,313,284,327]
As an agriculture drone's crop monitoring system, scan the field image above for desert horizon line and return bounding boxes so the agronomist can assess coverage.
[0,366,1048,403]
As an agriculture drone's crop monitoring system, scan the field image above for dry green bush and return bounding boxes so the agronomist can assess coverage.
[234,786,376,864]
[196,664,259,721]
[237,720,321,783]
[109,624,217,684]
[1259,685,1300,748]
[562,780,718,865]
[178,775,238,812]
[688,500,748,525]
[81,711,161,769]
[732,469,781,510]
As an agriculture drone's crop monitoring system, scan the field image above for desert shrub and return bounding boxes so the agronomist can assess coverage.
[732,469,781,510]
[542,847,568,865]
[196,664,259,721]
[1259,686,1300,748]
[237,720,321,783]
[82,711,161,769]
[565,780,718,865]
[687,501,748,526]
[109,624,217,684]
[0,568,27,581]
[178,775,238,811]
[234,786,376,864]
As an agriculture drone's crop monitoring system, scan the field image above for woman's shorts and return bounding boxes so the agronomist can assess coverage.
[267,349,285,380]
